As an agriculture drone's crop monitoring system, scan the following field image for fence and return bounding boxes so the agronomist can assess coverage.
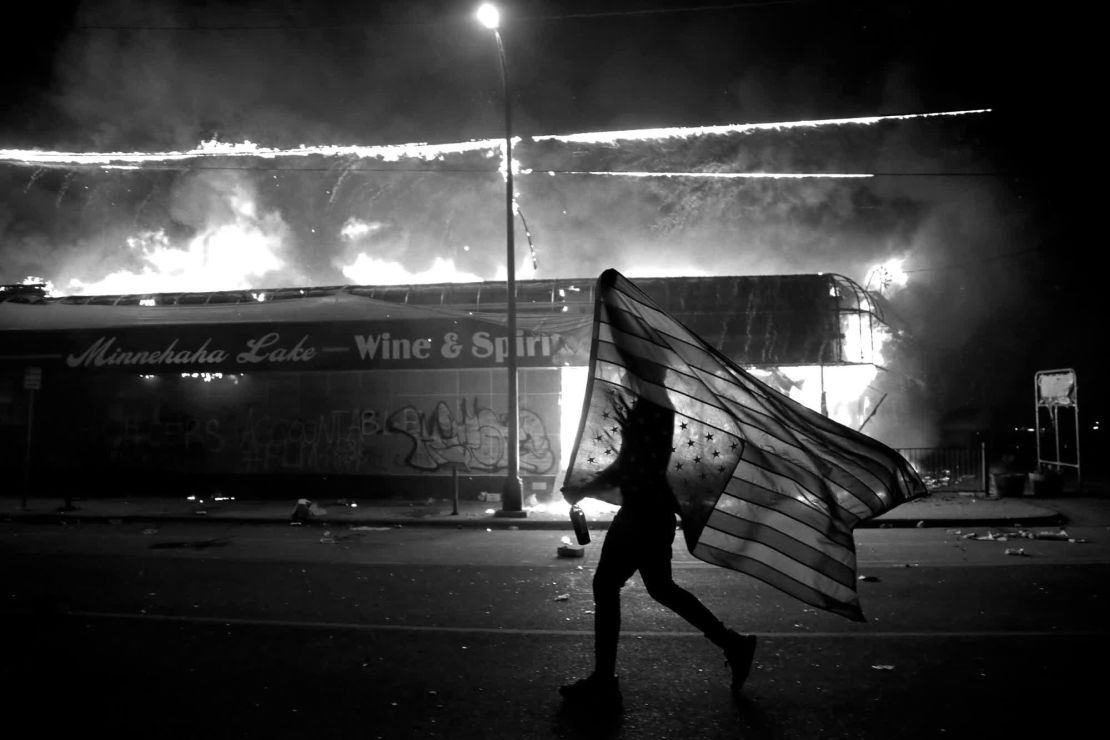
[895,445,987,493]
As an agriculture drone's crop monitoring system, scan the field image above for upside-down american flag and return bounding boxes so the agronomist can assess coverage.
[563,269,927,621]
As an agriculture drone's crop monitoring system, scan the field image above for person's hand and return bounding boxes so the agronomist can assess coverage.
[561,485,586,505]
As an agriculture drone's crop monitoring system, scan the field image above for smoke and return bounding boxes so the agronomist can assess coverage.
[0,0,1066,445]
[40,0,497,151]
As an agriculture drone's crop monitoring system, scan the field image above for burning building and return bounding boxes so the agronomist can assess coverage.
[0,272,908,501]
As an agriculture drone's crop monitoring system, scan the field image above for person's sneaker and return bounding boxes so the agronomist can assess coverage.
[722,630,757,693]
[559,673,622,710]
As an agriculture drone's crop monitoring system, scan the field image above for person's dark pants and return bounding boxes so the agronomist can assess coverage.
[593,506,729,677]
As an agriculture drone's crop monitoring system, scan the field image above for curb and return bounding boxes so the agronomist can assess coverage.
[1,511,1069,530]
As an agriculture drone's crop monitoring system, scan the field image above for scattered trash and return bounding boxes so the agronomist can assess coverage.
[1004,547,1028,557]
[320,530,336,544]
[553,593,570,601]
[557,544,585,558]
[871,665,895,671]
[149,537,232,550]
[857,575,879,582]
[961,532,978,540]
[290,498,316,524]
[1034,530,1069,540]
[915,520,925,528]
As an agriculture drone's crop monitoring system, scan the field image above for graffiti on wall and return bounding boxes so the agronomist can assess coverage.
[387,398,555,474]
[100,399,555,476]
[238,407,386,474]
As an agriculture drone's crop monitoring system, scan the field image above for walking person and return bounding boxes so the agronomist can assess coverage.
[559,388,757,709]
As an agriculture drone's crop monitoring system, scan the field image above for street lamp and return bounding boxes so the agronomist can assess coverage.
[477,3,525,517]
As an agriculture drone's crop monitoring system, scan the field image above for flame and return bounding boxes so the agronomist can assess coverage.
[775,364,879,430]
[21,276,56,295]
[341,255,483,285]
[529,496,619,519]
[865,257,909,296]
[65,176,288,295]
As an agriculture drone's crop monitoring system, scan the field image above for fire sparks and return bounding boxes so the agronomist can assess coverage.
[533,109,991,145]
[0,137,503,168]
[546,171,873,179]
[0,109,990,171]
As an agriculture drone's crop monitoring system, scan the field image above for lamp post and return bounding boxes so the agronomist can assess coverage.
[477,3,525,517]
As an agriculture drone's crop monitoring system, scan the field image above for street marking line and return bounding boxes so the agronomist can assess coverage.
[9,610,1108,639]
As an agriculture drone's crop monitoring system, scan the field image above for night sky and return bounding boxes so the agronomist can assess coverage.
[0,1,1101,456]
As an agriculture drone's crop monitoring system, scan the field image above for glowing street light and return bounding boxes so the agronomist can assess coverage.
[476,3,499,29]
[476,3,525,517]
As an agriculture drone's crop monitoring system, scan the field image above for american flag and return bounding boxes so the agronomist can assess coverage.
[563,269,927,621]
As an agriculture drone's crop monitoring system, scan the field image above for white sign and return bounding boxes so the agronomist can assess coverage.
[1036,369,1076,407]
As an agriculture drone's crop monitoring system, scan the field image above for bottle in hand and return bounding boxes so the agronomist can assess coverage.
[569,504,590,545]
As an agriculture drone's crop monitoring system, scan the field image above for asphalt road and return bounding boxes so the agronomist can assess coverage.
[2,520,1107,739]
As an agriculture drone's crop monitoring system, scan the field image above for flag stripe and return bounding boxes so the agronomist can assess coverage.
[738,444,871,524]
[722,479,856,551]
[692,529,859,612]
[705,502,857,585]
[730,454,863,528]
[692,540,862,621]
[714,491,857,570]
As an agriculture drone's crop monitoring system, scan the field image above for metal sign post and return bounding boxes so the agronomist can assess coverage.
[21,366,41,510]
[1034,368,1080,490]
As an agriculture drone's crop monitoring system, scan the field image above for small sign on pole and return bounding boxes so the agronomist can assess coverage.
[23,365,42,391]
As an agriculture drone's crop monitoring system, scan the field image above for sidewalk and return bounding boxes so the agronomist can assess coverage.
[4,486,1102,530]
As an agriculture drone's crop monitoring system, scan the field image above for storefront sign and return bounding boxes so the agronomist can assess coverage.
[9,318,591,374]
